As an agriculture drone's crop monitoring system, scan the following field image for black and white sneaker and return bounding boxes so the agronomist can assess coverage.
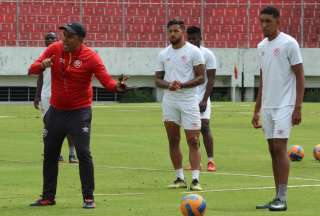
[168,178,187,189]
[269,198,287,211]
[190,179,203,191]
[256,198,276,209]
[69,155,78,163]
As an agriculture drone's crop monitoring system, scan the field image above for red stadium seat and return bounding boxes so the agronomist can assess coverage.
[0,1,318,48]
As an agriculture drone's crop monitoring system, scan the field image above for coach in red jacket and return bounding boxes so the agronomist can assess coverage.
[29,22,126,209]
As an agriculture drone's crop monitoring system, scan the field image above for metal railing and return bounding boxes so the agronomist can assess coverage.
[0,86,117,102]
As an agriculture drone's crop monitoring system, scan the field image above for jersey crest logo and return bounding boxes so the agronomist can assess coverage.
[181,55,188,63]
[273,48,280,56]
[73,60,82,68]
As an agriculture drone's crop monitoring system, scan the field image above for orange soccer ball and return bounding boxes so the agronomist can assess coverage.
[180,194,206,216]
[288,145,304,161]
[313,144,320,161]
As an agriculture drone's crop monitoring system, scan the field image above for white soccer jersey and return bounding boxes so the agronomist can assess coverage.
[198,46,217,101]
[156,42,205,101]
[257,32,303,109]
[41,68,51,100]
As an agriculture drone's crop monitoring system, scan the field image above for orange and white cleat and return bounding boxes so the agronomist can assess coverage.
[207,160,216,172]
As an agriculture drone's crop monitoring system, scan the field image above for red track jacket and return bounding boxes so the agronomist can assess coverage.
[29,41,117,110]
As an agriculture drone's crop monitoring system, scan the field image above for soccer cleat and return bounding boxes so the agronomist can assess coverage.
[207,160,216,172]
[190,179,203,191]
[58,155,64,162]
[83,199,96,209]
[168,178,187,189]
[256,198,276,209]
[269,198,287,211]
[30,197,56,206]
[69,155,78,164]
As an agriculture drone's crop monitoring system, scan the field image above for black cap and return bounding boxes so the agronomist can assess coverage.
[44,32,57,40]
[59,22,86,38]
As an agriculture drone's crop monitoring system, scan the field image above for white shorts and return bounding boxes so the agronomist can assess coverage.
[162,98,201,130]
[200,98,211,120]
[40,96,50,116]
[262,106,294,139]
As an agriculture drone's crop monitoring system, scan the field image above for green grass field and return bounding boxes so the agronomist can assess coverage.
[0,102,320,216]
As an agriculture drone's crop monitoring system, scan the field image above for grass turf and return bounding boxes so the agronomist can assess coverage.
[0,102,320,216]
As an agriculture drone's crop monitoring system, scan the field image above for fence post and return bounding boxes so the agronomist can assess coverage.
[80,0,83,23]
[300,0,304,48]
[121,0,126,47]
[164,0,168,46]
[8,88,11,102]
[27,87,30,101]
[246,0,250,49]
[16,0,20,46]
[200,0,204,37]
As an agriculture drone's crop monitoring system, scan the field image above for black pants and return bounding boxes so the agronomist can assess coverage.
[42,106,94,200]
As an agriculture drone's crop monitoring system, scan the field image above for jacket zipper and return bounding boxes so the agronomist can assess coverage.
[63,53,72,91]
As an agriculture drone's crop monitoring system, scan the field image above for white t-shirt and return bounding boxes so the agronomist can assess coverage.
[257,32,303,109]
[198,46,217,101]
[156,42,205,101]
[41,68,51,100]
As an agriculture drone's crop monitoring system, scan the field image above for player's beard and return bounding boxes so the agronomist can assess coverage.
[263,29,277,39]
[170,36,182,45]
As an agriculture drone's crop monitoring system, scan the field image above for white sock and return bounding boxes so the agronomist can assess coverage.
[69,145,75,156]
[208,157,213,161]
[278,184,288,201]
[175,168,184,180]
[192,170,200,181]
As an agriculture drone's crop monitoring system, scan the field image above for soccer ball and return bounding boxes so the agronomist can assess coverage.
[180,194,206,216]
[313,144,320,161]
[288,145,304,161]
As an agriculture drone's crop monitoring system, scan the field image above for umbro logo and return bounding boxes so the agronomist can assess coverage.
[82,126,89,133]
[43,129,48,138]
[73,60,82,68]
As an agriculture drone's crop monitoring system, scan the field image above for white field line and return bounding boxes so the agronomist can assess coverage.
[95,192,144,196]
[96,165,165,172]
[93,134,123,137]
[2,160,320,183]
[206,171,320,182]
[0,192,144,200]
[93,105,160,108]
[0,116,15,118]
[182,184,320,194]
[93,104,225,109]
[95,165,320,182]
[1,185,318,200]
[117,109,146,112]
